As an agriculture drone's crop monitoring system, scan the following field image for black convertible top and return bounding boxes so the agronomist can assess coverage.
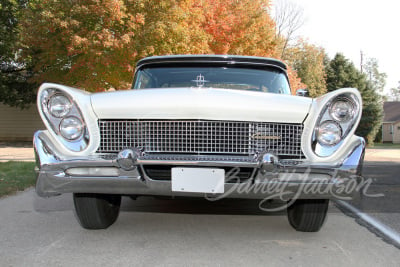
[136,55,287,71]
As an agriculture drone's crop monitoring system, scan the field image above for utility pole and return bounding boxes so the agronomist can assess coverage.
[360,50,364,73]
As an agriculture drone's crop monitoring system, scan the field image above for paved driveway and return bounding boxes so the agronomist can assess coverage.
[1,190,400,266]
[0,143,34,162]
[1,146,399,266]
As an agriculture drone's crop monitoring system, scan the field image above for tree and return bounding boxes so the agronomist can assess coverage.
[20,0,281,91]
[201,0,277,56]
[284,39,327,97]
[326,53,383,145]
[362,57,387,93]
[389,81,400,101]
[0,0,36,108]
[272,0,304,58]
[286,65,305,94]
[325,54,362,92]
[18,0,305,94]
[20,0,145,91]
[0,0,19,62]
[21,0,208,91]
[126,0,210,57]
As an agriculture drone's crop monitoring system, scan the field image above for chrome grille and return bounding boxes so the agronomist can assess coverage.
[97,120,304,158]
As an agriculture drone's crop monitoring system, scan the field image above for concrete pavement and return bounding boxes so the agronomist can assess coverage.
[1,189,400,266]
[1,144,400,265]
[0,142,34,162]
[365,149,400,162]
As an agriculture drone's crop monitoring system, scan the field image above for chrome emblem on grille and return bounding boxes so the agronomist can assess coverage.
[252,133,281,140]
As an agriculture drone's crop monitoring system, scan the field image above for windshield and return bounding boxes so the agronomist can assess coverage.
[133,66,291,94]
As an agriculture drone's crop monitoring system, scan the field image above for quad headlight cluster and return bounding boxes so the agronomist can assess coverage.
[314,94,360,154]
[40,89,89,151]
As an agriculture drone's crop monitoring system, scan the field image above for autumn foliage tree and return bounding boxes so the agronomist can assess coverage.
[284,39,327,97]
[201,0,276,56]
[21,0,144,90]
[17,0,304,93]
[126,0,210,57]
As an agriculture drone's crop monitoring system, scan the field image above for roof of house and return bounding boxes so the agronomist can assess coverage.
[383,101,400,122]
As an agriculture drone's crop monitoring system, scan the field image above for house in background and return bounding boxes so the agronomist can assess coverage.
[0,103,44,142]
[382,102,400,143]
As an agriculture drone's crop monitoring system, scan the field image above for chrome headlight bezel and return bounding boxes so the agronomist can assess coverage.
[40,88,89,152]
[313,92,361,157]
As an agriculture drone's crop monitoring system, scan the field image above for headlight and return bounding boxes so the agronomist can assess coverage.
[317,120,342,146]
[312,91,361,157]
[48,94,72,118]
[39,87,90,152]
[329,97,355,122]
[59,116,84,140]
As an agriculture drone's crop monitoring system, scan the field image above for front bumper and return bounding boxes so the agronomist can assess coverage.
[34,130,365,200]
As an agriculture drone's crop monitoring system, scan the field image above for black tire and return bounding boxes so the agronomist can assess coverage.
[73,193,121,230]
[287,199,329,232]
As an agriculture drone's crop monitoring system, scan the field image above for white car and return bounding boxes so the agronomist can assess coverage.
[34,55,365,231]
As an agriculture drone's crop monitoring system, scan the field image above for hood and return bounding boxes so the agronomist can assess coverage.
[90,88,312,123]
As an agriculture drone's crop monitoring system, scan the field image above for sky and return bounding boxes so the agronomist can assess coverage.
[271,0,400,94]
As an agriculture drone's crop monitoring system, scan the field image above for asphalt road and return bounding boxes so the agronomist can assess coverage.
[1,189,400,266]
[340,161,400,234]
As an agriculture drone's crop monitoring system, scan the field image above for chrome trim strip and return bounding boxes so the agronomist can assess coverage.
[136,159,258,167]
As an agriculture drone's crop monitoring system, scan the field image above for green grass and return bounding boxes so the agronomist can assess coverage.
[0,161,36,197]
[372,143,400,149]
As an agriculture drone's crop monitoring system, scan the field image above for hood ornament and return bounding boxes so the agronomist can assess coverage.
[192,74,209,87]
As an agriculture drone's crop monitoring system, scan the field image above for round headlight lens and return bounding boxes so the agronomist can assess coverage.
[317,121,342,146]
[59,116,84,140]
[329,98,354,122]
[48,94,72,118]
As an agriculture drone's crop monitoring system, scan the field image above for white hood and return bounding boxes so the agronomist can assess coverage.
[90,88,312,123]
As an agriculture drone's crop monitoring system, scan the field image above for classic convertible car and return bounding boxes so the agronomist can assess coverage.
[34,55,365,231]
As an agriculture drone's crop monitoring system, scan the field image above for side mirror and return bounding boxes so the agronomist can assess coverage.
[296,89,309,97]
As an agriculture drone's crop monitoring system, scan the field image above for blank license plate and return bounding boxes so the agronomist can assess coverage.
[171,168,225,193]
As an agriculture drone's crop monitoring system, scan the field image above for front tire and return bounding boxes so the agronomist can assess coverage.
[73,193,121,230]
[287,199,329,232]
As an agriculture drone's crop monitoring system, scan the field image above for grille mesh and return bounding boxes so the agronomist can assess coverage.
[97,120,304,158]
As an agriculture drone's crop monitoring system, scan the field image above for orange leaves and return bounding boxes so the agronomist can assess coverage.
[20,0,306,92]
[135,13,145,25]
[21,0,142,90]
[286,65,306,94]
[201,0,276,56]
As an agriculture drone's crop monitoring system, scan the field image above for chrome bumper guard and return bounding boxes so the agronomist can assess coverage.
[34,131,365,199]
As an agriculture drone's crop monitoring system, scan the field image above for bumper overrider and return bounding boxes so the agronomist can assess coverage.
[34,130,366,200]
